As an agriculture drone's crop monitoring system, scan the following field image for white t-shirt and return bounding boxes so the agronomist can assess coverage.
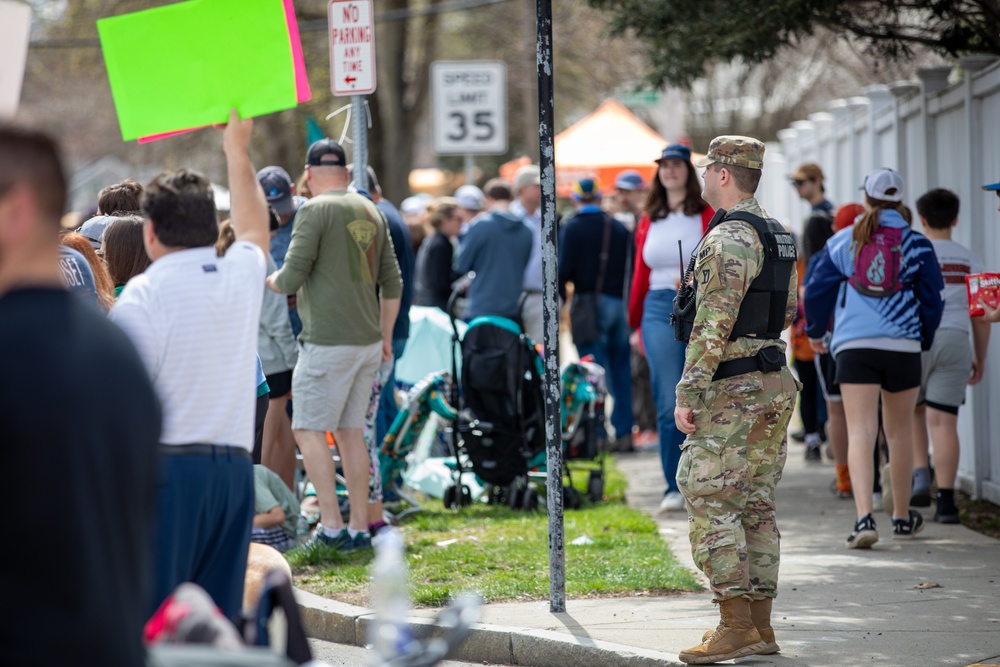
[643,211,704,290]
[111,241,267,450]
[931,238,983,333]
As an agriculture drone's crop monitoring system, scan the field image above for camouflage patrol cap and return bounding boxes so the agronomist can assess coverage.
[693,135,765,170]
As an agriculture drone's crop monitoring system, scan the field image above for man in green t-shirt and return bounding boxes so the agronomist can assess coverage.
[266,139,402,554]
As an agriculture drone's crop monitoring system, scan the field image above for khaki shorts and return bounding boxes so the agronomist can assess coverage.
[292,341,382,432]
[918,327,972,409]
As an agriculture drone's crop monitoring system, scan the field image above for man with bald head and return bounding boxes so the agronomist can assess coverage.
[267,138,402,554]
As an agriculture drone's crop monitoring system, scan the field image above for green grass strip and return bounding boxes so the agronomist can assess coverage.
[289,459,701,607]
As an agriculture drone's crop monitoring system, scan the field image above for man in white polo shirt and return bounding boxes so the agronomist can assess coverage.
[110,110,270,620]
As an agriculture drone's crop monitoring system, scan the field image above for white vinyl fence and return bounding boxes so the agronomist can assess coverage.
[761,55,1000,504]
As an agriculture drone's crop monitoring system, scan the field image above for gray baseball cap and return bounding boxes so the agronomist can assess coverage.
[78,215,116,251]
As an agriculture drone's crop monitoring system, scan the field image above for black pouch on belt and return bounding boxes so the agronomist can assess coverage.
[756,345,785,373]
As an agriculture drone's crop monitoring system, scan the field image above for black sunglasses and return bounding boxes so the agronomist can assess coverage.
[791,179,811,187]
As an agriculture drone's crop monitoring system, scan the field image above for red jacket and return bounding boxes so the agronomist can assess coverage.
[628,207,714,329]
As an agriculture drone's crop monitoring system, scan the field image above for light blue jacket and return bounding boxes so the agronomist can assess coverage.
[803,208,944,356]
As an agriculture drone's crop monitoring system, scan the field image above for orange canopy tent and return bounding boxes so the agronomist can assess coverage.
[554,99,691,198]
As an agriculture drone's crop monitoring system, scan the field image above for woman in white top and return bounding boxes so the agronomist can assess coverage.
[627,144,713,511]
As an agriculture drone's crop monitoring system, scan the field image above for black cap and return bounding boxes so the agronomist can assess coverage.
[306,138,346,167]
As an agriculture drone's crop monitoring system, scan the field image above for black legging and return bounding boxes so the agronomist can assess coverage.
[794,358,821,435]
[252,391,270,465]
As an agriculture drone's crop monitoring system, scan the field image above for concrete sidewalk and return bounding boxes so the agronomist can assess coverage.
[299,447,1000,667]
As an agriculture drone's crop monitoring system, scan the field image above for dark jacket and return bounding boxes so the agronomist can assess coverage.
[414,231,455,312]
[378,199,414,341]
[558,206,629,301]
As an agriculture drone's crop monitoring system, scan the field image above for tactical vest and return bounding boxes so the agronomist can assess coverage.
[672,209,797,343]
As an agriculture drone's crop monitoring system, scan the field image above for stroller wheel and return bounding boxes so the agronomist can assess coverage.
[563,485,583,510]
[522,487,540,512]
[459,485,473,507]
[508,483,525,510]
[443,485,459,509]
[587,470,605,503]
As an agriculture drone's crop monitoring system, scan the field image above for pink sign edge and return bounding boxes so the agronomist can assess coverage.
[284,0,312,104]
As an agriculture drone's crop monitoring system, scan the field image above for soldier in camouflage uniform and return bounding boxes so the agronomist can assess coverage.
[673,136,800,665]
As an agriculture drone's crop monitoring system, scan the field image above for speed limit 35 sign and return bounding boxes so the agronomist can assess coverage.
[431,61,507,155]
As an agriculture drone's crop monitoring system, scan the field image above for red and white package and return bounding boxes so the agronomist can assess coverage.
[966,272,1000,317]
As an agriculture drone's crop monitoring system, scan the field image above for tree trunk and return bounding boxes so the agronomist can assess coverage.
[374,0,408,202]
[520,0,539,161]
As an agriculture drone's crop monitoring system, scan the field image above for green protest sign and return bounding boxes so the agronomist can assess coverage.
[98,0,298,141]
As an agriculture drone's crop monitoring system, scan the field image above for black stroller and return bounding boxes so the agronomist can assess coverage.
[442,290,547,509]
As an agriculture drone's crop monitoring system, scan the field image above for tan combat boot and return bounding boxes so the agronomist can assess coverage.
[699,597,779,654]
[750,598,780,654]
[679,598,766,665]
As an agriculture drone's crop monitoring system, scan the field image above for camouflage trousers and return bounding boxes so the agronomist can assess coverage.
[676,366,798,602]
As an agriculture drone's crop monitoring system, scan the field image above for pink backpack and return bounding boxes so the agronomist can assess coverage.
[849,226,904,297]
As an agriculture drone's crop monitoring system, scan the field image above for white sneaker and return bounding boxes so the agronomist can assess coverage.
[659,491,685,511]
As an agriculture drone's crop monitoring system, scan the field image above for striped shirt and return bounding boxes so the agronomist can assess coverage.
[111,241,266,450]
[931,238,983,333]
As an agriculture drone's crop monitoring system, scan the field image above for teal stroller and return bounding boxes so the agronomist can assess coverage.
[379,370,458,517]
[379,356,608,513]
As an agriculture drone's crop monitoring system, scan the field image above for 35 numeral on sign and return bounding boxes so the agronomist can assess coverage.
[445,111,496,142]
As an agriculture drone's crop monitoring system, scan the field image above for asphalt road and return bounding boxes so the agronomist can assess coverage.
[308,638,513,666]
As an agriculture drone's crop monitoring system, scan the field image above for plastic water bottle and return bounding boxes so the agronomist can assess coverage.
[369,527,413,663]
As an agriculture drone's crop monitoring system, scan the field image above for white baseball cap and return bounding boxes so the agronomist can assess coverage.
[863,167,904,203]
[401,196,427,216]
[454,184,486,211]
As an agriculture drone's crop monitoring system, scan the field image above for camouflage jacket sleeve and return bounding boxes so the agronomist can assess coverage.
[784,261,798,330]
[675,220,762,409]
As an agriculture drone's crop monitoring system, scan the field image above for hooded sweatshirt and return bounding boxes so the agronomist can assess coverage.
[803,208,944,356]
[454,208,533,320]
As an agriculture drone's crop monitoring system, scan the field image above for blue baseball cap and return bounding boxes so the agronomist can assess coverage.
[656,144,692,164]
[256,166,295,216]
[614,170,645,191]
[982,180,1000,191]
[572,178,601,202]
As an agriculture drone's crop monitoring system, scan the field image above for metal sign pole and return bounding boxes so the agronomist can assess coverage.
[464,154,475,186]
[536,0,564,614]
[351,95,369,192]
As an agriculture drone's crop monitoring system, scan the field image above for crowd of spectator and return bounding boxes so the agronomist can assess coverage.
[8,100,1000,665]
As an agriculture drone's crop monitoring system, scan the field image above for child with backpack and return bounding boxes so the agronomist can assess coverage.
[910,189,990,523]
[803,168,944,549]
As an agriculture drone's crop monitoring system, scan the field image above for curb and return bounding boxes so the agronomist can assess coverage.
[295,588,684,666]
